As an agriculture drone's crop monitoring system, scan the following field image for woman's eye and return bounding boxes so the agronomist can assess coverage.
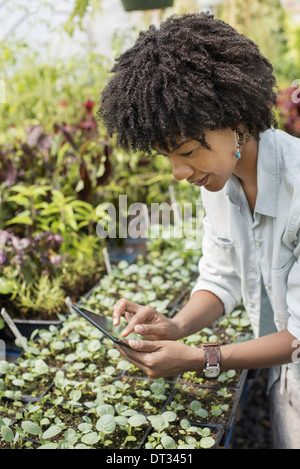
[181,151,193,157]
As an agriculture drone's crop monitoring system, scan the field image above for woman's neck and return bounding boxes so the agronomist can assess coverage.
[233,135,259,214]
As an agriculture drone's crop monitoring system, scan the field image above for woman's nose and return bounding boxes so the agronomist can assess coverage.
[171,157,194,182]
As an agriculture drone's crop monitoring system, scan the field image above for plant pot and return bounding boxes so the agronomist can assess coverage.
[0,318,63,342]
[121,0,174,11]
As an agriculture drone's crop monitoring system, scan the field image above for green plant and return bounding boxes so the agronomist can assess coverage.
[64,0,102,34]
[0,399,25,421]
[0,419,21,449]
[14,275,65,316]
[218,0,294,84]
[5,184,108,243]
[5,184,52,227]
[121,413,148,447]
[147,411,177,433]
[145,413,215,449]
[0,232,252,450]
[20,420,62,445]
[214,308,253,343]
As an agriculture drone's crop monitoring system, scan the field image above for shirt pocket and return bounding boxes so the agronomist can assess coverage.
[272,255,295,273]
[215,236,236,249]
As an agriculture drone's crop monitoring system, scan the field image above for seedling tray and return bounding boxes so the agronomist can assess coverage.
[140,418,224,450]
[0,267,253,450]
[0,357,55,404]
[166,279,197,313]
[165,370,247,444]
[181,367,248,391]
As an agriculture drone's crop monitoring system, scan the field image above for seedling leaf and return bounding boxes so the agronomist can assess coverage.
[21,421,42,436]
[42,425,62,440]
[161,436,176,449]
[81,432,101,445]
[96,415,116,434]
[200,436,215,449]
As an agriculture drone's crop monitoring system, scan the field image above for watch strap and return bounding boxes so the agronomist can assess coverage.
[201,342,221,368]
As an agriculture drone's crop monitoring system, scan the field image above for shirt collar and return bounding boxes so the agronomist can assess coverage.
[255,128,279,217]
[226,129,280,218]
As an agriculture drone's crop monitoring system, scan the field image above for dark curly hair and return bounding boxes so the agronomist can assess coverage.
[98,12,278,155]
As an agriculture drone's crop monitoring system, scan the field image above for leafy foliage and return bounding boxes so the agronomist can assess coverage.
[277,85,300,137]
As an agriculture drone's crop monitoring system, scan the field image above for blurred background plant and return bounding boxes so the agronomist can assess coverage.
[277,84,300,137]
[0,0,299,321]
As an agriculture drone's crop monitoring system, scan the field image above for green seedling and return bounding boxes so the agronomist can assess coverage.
[145,417,215,449]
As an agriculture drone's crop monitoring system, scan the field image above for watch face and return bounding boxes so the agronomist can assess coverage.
[204,365,220,378]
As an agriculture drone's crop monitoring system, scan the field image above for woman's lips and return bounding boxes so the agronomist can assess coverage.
[192,175,209,186]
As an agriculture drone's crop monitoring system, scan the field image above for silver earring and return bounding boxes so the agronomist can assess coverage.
[235,132,241,159]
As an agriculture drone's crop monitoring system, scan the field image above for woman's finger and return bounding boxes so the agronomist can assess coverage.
[133,322,166,339]
[121,307,156,337]
[112,298,139,325]
[124,311,135,324]
[128,339,161,353]
[114,341,158,375]
[115,340,160,364]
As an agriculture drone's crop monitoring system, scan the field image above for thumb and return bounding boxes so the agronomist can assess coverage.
[128,339,161,353]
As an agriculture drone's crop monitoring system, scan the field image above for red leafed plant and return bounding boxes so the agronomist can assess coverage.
[277,85,300,138]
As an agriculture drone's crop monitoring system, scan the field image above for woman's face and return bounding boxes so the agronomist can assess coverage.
[157,128,241,192]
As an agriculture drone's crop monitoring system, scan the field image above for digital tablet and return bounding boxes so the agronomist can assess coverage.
[70,303,133,350]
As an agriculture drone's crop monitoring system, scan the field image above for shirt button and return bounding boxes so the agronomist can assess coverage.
[255,240,261,246]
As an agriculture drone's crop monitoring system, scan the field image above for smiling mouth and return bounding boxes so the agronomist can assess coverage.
[189,175,209,186]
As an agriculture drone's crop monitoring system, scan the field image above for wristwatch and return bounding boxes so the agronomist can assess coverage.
[201,342,221,378]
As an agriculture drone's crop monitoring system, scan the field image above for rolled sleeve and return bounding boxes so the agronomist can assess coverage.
[190,216,242,316]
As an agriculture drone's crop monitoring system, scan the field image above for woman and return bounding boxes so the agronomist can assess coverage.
[98,12,300,448]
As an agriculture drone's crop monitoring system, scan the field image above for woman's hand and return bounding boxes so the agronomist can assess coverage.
[115,339,204,379]
[112,298,181,341]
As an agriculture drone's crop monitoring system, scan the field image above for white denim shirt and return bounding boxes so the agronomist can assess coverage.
[191,128,300,342]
